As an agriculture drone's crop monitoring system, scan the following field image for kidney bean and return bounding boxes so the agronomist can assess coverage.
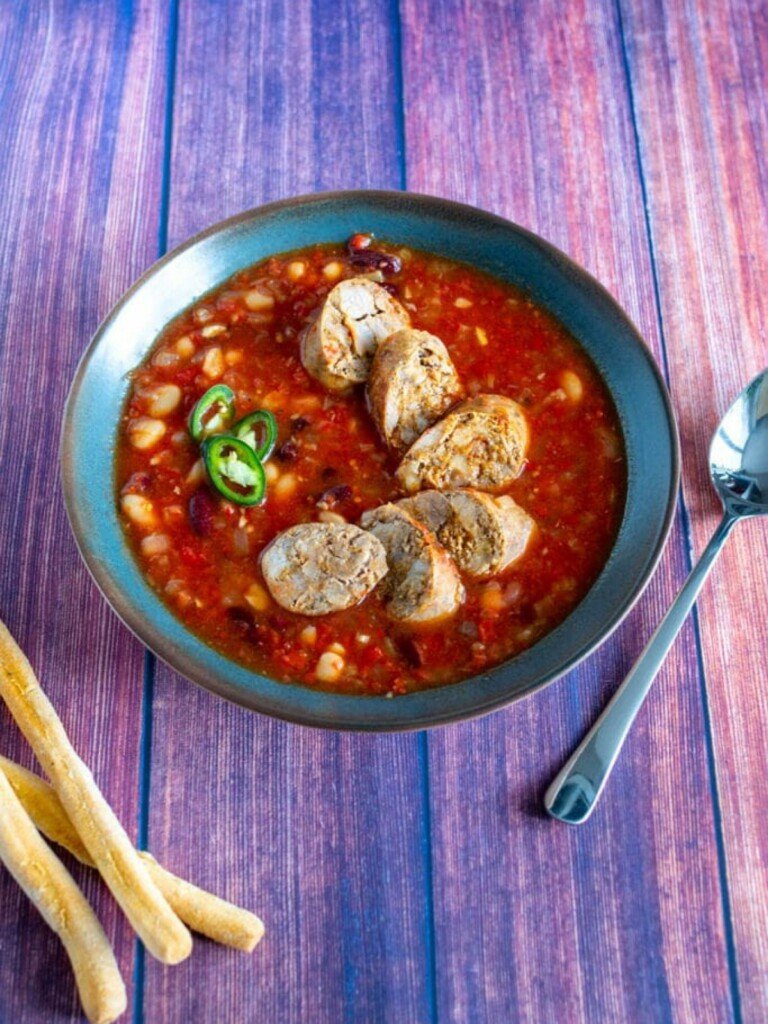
[121,471,152,495]
[394,634,427,668]
[317,484,352,510]
[188,488,216,536]
[347,248,402,275]
[275,440,299,462]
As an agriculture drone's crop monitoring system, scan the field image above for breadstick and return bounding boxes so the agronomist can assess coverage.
[0,755,265,952]
[0,768,127,1024]
[0,620,191,964]
[136,854,265,953]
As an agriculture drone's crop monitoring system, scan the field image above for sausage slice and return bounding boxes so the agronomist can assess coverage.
[399,489,535,577]
[396,394,529,493]
[360,504,465,623]
[300,277,410,391]
[260,523,388,615]
[367,328,464,451]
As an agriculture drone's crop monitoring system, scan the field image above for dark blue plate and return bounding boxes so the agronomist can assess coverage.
[61,191,679,730]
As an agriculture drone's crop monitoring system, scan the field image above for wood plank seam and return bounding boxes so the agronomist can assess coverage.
[614,2,743,1021]
[418,733,440,1024]
[132,2,181,1022]
[390,0,440,1015]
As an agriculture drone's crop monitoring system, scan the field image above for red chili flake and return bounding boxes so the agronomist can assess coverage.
[291,416,310,433]
[179,544,210,569]
[174,365,199,387]
[359,644,386,669]
[347,233,373,251]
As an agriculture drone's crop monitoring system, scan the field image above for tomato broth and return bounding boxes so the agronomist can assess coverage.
[116,240,626,695]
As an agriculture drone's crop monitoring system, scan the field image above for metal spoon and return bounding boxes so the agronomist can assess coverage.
[545,368,768,825]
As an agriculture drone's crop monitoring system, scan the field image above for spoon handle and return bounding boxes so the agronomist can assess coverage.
[545,512,737,824]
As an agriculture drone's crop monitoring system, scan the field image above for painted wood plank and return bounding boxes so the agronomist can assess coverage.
[142,2,432,1022]
[400,0,735,1021]
[0,2,170,1021]
[620,0,768,1017]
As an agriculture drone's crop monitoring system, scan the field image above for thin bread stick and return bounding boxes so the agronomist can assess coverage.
[0,755,265,952]
[0,620,192,964]
[137,854,265,952]
[0,754,91,859]
[0,768,127,1024]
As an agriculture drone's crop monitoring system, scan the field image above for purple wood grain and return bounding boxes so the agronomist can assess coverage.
[621,0,768,1017]
[0,2,169,1021]
[1,1,762,1021]
[141,2,433,1022]
[400,0,734,1021]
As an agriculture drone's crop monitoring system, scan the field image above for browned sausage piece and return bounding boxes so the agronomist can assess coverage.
[300,277,410,391]
[367,328,464,451]
[260,523,388,615]
[359,504,465,623]
[396,394,529,493]
[399,489,535,578]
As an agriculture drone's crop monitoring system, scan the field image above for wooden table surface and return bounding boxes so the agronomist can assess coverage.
[1,2,766,1021]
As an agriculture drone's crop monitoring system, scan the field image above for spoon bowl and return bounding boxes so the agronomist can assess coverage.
[710,370,768,515]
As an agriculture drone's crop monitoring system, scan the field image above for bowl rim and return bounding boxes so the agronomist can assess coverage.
[61,189,680,731]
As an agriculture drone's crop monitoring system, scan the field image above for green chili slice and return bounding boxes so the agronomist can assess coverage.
[201,435,266,506]
[232,409,278,462]
[188,384,236,442]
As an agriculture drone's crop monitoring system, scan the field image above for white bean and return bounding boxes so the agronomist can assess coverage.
[152,349,180,368]
[121,494,157,530]
[561,370,583,402]
[316,651,345,683]
[129,417,166,450]
[244,582,271,612]
[175,335,195,357]
[185,459,206,487]
[244,289,275,311]
[202,347,224,379]
[300,625,317,647]
[140,533,171,557]
[273,472,298,500]
[322,261,343,282]
[146,384,181,418]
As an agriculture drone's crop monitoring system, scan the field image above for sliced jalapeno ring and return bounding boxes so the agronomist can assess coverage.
[233,409,278,462]
[201,435,266,506]
[188,384,236,442]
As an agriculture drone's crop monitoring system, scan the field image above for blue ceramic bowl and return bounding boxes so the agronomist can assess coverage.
[61,191,679,730]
